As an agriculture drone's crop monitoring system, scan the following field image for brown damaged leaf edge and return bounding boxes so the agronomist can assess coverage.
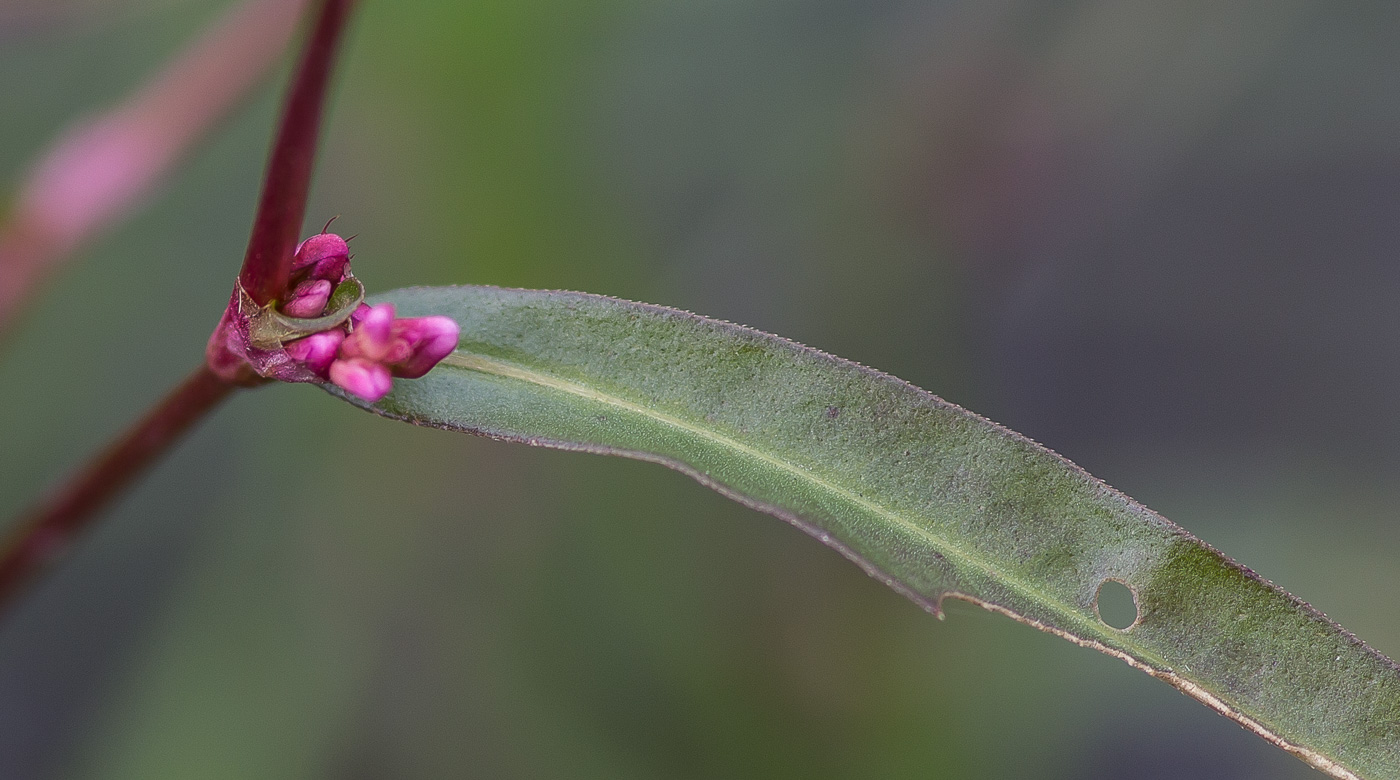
[330,285,1400,780]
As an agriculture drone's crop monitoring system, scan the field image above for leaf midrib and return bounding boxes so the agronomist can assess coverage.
[439,350,1168,667]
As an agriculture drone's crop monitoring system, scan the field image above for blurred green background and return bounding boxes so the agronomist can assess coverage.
[3,1,1399,778]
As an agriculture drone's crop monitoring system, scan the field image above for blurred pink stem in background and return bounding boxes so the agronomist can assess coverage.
[0,0,311,340]
[0,0,358,618]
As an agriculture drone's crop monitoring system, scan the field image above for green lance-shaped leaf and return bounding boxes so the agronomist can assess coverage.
[332,285,1400,779]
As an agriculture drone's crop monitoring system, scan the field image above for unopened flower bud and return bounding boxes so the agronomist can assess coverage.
[290,232,349,283]
[291,233,348,271]
[329,357,392,402]
[341,302,396,362]
[282,279,332,317]
[284,328,344,376]
[207,229,456,398]
[388,315,460,378]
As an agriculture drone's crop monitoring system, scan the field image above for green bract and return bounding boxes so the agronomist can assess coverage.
[245,275,365,350]
[332,285,1400,780]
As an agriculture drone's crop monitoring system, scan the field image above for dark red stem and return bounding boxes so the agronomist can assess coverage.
[0,0,358,616]
[0,366,233,612]
[238,0,355,305]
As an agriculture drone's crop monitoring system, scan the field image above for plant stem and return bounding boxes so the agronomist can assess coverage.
[0,0,358,615]
[0,366,232,613]
[238,0,356,306]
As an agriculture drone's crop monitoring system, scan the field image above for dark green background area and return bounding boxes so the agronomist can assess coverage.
[2,2,1398,778]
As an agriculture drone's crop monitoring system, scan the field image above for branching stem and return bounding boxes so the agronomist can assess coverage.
[0,366,232,612]
[0,0,357,616]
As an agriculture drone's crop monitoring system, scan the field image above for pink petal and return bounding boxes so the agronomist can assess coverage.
[341,303,396,362]
[328,357,393,402]
[282,279,332,318]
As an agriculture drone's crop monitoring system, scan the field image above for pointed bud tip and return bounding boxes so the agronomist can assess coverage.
[389,315,460,378]
[291,232,350,272]
[362,302,396,327]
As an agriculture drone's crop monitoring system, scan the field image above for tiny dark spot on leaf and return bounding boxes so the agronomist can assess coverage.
[826,405,841,419]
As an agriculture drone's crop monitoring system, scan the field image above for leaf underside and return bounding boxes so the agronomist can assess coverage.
[333,285,1400,780]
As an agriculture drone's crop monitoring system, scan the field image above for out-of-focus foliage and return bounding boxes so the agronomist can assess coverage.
[2,1,1398,778]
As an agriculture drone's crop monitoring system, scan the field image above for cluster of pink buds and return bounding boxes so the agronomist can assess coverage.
[281,232,353,316]
[286,299,459,401]
[206,230,459,402]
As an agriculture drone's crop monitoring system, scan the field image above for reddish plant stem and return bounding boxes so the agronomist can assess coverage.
[0,366,232,612]
[238,0,356,306]
[0,0,359,615]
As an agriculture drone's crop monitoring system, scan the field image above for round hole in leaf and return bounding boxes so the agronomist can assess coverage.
[1095,579,1138,630]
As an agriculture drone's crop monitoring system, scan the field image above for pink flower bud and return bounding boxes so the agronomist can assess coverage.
[290,232,349,283]
[208,225,456,397]
[309,253,349,284]
[291,233,349,272]
[282,279,332,317]
[340,302,396,362]
[284,328,344,376]
[388,315,460,378]
[329,357,393,402]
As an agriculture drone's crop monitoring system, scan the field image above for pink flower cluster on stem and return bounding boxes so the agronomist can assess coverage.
[209,231,459,402]
[306,301,459,402]
[0,0,361,620]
